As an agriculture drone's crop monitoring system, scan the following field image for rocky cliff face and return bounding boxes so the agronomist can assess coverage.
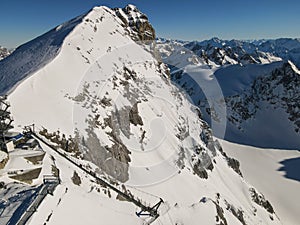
[4,4,219,184]
[259,38,300,68]
[158,37,300,68]
[157,37,300,149]
[226,61,300,133]
[0,46,12,61]
[2,5,282,224]
[157,38,282,67]
[114,4,155,42]
[184,40,269,66]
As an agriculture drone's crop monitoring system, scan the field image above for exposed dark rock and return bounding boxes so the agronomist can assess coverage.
[225,61,300,135]
[215,204,228,225]
[39,128,80,157]
[82,114,131,182]
[129,102,143,126]
[140,130,146,143]
[0,46,12,61]
[225,201,246,225]
[176,147,186,169]
[250,188,274,214]
[240,53,257,63]
[0,181,5,189]
[123,66,137,80]
[227,157,242,176]
[114,5,155,42]
[71,171,81,186]
[210,196,227,225]
[100,96,112,107]
[214,140,243,176]
[193,160,208,179]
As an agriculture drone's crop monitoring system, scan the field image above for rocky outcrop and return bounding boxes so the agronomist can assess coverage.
[259,38,300,68]
[0,46,12,61]
[214,140,243,176]
[225,202,246,225]
[71,171,82,186]
[250,188,274,214]
[115,4,155,42]
[129,102,143,126]
[83,114,131,183]
[158,38,282,67]
[225,61,300,133]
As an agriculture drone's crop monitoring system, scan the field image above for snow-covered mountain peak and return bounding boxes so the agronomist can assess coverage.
[260,38,300,50]
[121,3,150,24]
[0,4,156,96]
[287,60,300,74]
[0,5,284,225]
[124,4,142,14]
[158,37,300,68]
[163,37,300,149]
[0,12,85,95]
[199,37,225,48]
[114,4,155,42]
[157,37,283,68]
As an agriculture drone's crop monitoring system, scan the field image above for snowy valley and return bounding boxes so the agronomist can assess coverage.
[157,38,300,149]
[0,4,299,225]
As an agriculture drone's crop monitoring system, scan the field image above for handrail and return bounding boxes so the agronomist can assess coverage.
[31,131,162,218]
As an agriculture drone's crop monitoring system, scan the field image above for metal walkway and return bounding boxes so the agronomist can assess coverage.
[32,132,163,222]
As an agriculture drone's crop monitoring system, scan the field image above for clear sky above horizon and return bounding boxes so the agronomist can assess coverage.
[1,0,300,48]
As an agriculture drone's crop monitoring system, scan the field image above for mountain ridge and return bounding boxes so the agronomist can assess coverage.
[0,4,292,225]
[158,37,300,67]
[157,36,300,150]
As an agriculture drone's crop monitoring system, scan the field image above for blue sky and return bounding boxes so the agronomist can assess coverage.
[1,0,300,48]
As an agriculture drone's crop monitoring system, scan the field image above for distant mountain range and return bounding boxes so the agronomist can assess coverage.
[157,37,300,149]
[0,4,286,225]
[157,37,300,67]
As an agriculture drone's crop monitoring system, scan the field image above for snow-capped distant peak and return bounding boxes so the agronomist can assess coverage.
[288,60,300,74]
[116,4,148,23]
[0,5,287,225]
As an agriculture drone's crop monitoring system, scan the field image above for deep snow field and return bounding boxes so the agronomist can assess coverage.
[220,139,300,225]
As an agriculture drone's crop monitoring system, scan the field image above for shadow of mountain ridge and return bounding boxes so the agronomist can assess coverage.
[278,156,300,182]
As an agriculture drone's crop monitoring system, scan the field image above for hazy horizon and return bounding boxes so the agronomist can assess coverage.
[1,0,300,48]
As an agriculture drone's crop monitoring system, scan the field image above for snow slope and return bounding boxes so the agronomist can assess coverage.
[0,14,85,96]
[220,139,300,225]
[222,61,300,149]
[159,39,300,149]
[27,142,139,225]
[259,38,300,68]
[0,4,285,225]
[157,37,300,68]
[157,38,283,68]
